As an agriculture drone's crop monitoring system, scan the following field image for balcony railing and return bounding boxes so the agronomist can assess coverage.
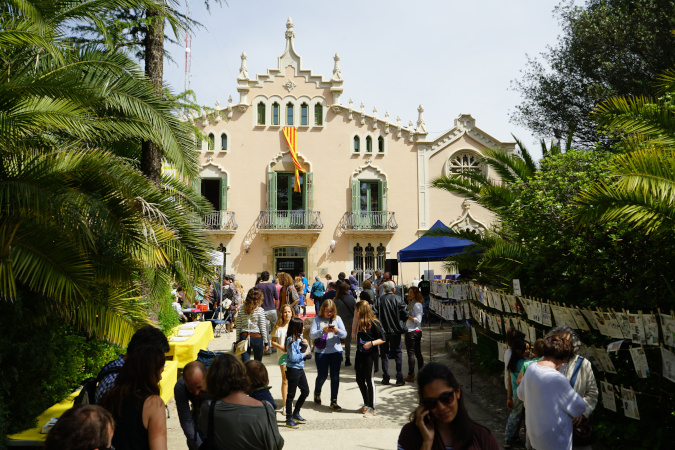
[257,210,323,230]
[202,211,238,231]
[341,211,398,230]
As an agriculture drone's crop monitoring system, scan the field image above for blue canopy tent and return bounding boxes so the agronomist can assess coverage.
[397,220,475,263]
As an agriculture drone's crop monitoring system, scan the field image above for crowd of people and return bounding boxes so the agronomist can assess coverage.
[43,270,598,450]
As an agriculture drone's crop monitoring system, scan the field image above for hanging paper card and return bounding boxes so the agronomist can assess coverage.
[541,303,552,327]
[600,381,616,412]
[561,307,577,329]
[494,293,503,312]
[551,305,566,327]
[528,325,537,343]
[532,301,542,324]
[592,346,617,373]
[502,295,512,314]
[518,318,528,334]
[593,310,612,337]
[570,308,589,331]
[588,346,607,372]
[497,341,504,362]
[456,303,464,320]
[581,308,599,330]
[661,346,675,384]
[486,291,494,309]
[642,314,660,346]
[614,312,633,340]
[496,315,504,335]
[607,340,624,353]
[660,314,675,348]
[463,302,470,320]
[627,313,646,345]
[621,386,640,420]
[499,341,508,362]
[606,312,625,339]
[629,346,649,378]
[471,326,478,344]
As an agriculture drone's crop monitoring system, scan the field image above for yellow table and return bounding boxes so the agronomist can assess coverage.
[166,321,214,369]
[7,362,179,446]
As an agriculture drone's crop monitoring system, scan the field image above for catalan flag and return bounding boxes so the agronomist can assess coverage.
[282,126,305,192]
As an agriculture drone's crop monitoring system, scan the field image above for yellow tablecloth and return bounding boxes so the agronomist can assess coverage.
[167,321,214,369]
[7,362,179,446]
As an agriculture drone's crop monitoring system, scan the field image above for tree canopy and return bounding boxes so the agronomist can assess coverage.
[511,0,675,148]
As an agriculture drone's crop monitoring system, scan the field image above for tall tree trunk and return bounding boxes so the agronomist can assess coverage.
[141,6,165,185]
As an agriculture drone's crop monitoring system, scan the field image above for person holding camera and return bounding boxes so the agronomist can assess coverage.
[398,362,499,450]
[309,299,347,412]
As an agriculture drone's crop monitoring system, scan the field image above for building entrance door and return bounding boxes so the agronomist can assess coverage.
[273,247,307,280]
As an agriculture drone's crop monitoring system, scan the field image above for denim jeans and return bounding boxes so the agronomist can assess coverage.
[379,333,403,382]
[241,336,264,362]
[314,351,343,400]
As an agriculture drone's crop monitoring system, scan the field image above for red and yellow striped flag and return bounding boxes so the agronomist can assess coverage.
[282,127,305,192]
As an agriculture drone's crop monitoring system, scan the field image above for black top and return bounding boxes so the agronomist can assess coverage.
[356,321,386,353]
[334,294,356,322]
[256,282,279,311]
[418,280,431,296]
[112,395,150,450]
[250,386,277,410]
[322,289,337,301]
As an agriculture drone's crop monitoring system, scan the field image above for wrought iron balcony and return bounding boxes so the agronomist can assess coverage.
[202,211,238,231]
[341,211,398,231]
[257,210,323,230]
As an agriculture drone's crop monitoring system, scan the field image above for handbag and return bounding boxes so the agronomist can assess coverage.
[198,399,216,450]
[234,318,252,356]
[569,356,595,446]
[314,332,327,350]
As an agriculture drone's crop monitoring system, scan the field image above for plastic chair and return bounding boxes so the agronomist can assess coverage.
[206,307,230,338]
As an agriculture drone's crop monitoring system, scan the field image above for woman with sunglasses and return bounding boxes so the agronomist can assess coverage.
[398,362,499,450]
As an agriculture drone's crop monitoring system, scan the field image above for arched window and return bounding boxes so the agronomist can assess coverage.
[376,244,386,272]
[366,136,372,153]
[378,136,384,153]
[272,102,280,125]
[257,102,265,125]
[314,103,323,126]
[364,243,375,283]
[449,151,482,175]
[353,136,360,153]
[221,133,227,151]
[300,103,308,126]
[286,102,294,126]
[208,133,215,151]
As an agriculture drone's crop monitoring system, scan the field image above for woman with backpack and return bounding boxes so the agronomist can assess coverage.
[310,275,325,314]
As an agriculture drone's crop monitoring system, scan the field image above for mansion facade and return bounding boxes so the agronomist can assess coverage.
[189,18,515,289]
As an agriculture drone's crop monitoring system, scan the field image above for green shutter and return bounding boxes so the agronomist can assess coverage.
[305,172,313,211]
[315,104,323,125]
[380,179,387,212]
[351,179,360,213]
[220,175,227,210]
[266,172,277,211]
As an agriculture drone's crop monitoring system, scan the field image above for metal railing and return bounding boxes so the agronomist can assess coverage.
[341,211,398,230]
[202,211,238,231]
[257,210,323,230]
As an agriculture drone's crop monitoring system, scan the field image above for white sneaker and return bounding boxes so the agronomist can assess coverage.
[363,407,375,418]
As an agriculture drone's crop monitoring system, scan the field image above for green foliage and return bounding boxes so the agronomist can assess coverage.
[511,0,675,147]
[156,285,181,335]
[0,294,122,445]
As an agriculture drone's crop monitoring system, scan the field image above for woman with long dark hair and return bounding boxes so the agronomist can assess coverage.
[398,362,499,450]
[100,345,167,450]
[334,281,356,366]
[354,301,385,417]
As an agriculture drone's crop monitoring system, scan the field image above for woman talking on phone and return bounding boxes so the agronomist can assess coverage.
[309,299,347,412]
[397,362,499,450]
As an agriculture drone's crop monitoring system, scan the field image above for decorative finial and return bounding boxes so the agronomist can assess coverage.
[228,95,233,106]
[215,99,220,109]
[348,98,354,109]
[385,111,390,121]
[238,51,249,79]
[286,17,295,39]
[416,104,427,133]
[332,53,343,82]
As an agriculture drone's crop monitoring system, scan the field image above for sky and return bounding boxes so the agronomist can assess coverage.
[163,0,566,160]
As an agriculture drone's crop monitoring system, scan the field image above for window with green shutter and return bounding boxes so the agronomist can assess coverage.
[266,172,277,211]
[301,103,308,126]
[378,136,384,153]
[208,133,215,151]
[272,103,280,125]
[314,103,323,125]
[353,136,360,153]
[221,133,227,151]
[366,136,372,153]
[286,103,294,126]
[257,102,266,125]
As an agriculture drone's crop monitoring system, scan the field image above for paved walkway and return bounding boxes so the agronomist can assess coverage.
[165,316,506,449]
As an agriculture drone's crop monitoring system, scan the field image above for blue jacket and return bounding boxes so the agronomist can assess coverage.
[311,281,325,298]
[286,337,306,369]
[309,316,347,354]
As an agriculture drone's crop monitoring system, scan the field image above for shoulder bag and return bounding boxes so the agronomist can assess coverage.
[234,318,251,356]
[570,356,594,446]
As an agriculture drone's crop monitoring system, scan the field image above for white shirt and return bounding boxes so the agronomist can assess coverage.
[517,362,587,450]
[274,325,288,354]
[406,302,423,332]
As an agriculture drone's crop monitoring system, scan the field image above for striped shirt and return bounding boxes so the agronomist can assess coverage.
[236,306,269,345]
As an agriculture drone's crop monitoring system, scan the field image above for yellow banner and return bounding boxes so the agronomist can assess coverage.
[282,127,305,192]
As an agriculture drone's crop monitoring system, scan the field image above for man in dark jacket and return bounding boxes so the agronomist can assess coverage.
[373,281,408,386]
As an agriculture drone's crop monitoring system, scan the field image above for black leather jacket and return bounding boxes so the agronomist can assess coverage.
[373,293,408,334]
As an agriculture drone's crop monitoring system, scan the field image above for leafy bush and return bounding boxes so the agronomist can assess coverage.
[0,293,121,448]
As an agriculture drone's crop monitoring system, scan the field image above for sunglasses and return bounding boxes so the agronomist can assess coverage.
[421,390,456,410]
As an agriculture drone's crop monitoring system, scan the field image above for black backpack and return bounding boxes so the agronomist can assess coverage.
[74,366,121,406]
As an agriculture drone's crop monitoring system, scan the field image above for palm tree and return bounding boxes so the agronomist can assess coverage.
[0,0,214,344]
[571,70,675,235]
